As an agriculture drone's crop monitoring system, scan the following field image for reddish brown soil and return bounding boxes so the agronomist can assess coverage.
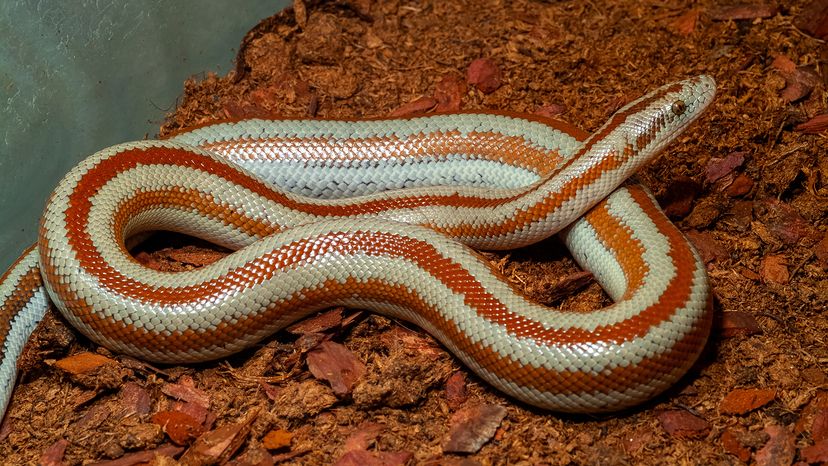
[2,1,827,464]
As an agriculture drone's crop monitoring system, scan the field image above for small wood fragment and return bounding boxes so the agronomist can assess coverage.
[467,58,502,94]
[306,341,366,395]
[720,388,776,414]
[442,404,507,453]
[755,425,795,466]
[657,410,710,439]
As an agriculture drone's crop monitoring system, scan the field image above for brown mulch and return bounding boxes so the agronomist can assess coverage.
[2,0,827,464]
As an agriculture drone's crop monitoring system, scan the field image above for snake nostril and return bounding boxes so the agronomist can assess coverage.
[671,100,687,116]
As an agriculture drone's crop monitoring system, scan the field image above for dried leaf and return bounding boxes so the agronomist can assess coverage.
[720,388,777,414]
[442,404,507,453]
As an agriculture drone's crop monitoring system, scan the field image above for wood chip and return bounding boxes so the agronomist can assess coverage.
[801,439,828,464]
[434,73,467,113]
[719,311,762,338]
[54,352,116,375]
[794,0,828,40]
[771,55,819,103]
[262,429,293,450]
[659,176,701,218]
[711,4,778,20]
[466,58,502,94]
[152,411,206,446]
[795,113,828,134]
[442,404,507,453]
[534,103,566,119]
[706,152,746,184]
[685,230,729,264]
[755,425,795,466]
[671,9,701,36]
[813,408,828,442]
[87,444,184,466]
[306,341,366,395]
[342,422,385,452]
[39,439,68,466]
[333,450,413,466]
[725,173,754,197]
[119,382,152,416]
[388,96,438,117]
[720,388,777,414]
[287,308,344,335]
[760,255,790,285]
[657,410,710,439]
[179,410,258,465]
[161,382,210,409]
[721,428,751,462]
[446,371,468,410]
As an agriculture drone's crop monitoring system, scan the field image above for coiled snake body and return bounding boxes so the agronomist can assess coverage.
[0,76,715,415]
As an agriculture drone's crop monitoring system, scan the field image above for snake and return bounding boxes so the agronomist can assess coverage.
[0,75,715,417]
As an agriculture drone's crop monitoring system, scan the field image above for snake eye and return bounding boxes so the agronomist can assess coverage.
[671,100,687,115]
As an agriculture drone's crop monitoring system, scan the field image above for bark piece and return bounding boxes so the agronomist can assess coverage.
[801,439,828,464]
[706,152,746,183]
[719,311,762,338]
[794,0,828,38]
[467,58,502,94]
[657,410,710,439]
[711,4,778,20]
[388,96,437,117]
[671,9,700,36]
[152,411,205,446]
[720,388,776,414]
[87,444,184,466]
[434,73,467,112]
[40,439,69,466]
[262,429,293,450]
[721,429,751,462]
[755,425,795,466]
[446,372,468,410]
[307,341,366,395]
[795,113,828,134]
[442,404,507,453]
[760,255,789,285]
[287,308,344,335]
